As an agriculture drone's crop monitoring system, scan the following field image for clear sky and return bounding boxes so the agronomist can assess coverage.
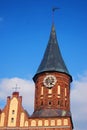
[0,0,87,130]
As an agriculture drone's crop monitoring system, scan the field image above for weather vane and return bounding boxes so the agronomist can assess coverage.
[52,7,60,24]
[12,84,20,92]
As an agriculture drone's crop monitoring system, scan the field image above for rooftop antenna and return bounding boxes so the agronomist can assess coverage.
[12,84,20,92]
[52,7,60,24]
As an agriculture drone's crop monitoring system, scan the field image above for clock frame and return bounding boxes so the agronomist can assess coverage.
[43,75,57,88]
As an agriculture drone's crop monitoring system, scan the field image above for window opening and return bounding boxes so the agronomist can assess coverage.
[12,110,15,114]
[41,101,43,106]
[58,100,60,105]
[49,101,51,105]
[11,117,14,123]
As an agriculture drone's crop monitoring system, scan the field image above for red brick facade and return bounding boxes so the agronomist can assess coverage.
[0,74,73,129]
[34,72,70,111]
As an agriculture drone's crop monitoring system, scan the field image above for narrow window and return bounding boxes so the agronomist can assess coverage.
[11,118,14,123]
[41,86,43,95]
[58,100,60,106]
[61,100,63,106]
[58,100,63,107]
[65,88,67,97]
[41,101,43,106]
[48,89,52,94]
[65,101,67,107]
[49,101,51,105]
[57,85,60,95]
[12,110,15,114]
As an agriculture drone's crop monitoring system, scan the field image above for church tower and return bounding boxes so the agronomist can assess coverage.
[0,21,74,129]
[32,23,73,129]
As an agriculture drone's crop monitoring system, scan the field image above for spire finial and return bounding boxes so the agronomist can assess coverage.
[52,7,60,24]
[12,84,20,92]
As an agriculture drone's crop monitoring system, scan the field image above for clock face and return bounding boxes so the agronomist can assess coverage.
[43,75,57,88]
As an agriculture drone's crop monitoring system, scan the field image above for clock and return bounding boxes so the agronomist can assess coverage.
[43,75,57,88]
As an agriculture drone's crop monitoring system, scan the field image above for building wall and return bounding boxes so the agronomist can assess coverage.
[0,92,73,129]
[34,72,70,111]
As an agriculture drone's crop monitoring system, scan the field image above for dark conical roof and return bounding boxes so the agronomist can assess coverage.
[33,24,72,81]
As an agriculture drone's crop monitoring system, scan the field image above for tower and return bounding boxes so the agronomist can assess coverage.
[32,23,73,129]
[0,20,74,130]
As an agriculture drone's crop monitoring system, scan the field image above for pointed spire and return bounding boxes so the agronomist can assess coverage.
[33,24,72,81]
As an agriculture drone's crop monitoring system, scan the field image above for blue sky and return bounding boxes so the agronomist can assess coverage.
[0,0,87,79]
[0,0,87,130]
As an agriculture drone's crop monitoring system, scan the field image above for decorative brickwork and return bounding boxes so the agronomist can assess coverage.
[34,72,70,112]
[0,75,73,130]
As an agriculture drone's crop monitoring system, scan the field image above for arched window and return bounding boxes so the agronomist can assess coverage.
[38,120,42,126]
[44,120,49,126]
[12,110,15,114]
[31,120,36,126]
[64,119,68,125]
[11,118,14,123]
[50,120,55,126]
[25,121,28,127]
[57,119,62,126]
